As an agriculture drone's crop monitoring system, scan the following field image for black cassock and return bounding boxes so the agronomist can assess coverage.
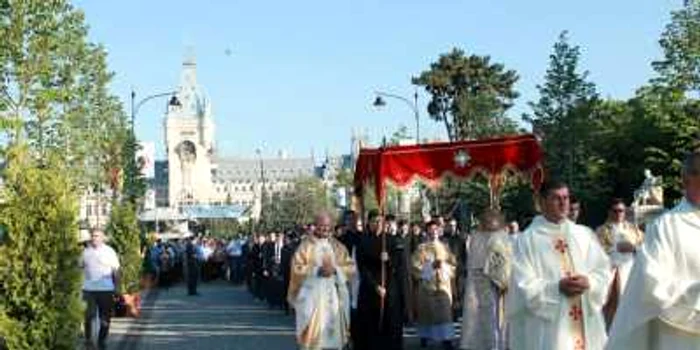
[262,242,286,308]
[356,233,406,350]
[249,244,264,300]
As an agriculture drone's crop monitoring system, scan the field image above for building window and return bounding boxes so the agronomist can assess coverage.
[86,204,92,216]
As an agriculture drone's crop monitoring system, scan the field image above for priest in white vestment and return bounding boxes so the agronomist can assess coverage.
[287,212,356,350]
[606,152,700,350]
[507,181,612,350]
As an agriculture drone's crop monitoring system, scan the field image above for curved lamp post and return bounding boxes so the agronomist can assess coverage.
[373,90,420,144]
[130,89,181,134]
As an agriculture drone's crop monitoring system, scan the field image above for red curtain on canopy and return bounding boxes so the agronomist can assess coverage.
[353,134,544,206]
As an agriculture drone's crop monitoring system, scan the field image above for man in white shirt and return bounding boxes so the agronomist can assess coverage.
[81,228,120,350]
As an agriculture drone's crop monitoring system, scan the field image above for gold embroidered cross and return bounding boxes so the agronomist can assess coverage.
[554,238,568,254]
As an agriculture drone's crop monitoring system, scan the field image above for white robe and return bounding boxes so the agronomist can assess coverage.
[507,216,611,350]
[609,223,636,298]
[293,238,350,350]
[606,199,700,350]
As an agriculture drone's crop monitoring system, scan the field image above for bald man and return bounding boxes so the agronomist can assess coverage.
[287,212,356,350]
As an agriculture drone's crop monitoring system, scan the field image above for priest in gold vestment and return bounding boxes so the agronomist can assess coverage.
[607,152,700,350]
[287,212,356,350]
[412,220,457,350]
[595,198,643,328]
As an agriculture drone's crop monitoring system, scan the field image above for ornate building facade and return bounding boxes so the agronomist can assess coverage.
[153,54,349,219]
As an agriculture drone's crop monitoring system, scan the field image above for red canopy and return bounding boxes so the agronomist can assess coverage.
[353,134,544,206]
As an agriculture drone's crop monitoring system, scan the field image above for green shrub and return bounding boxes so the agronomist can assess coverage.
[0,152,82,350]
[106,201,141,294]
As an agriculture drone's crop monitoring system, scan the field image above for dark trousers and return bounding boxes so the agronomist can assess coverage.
[83,290,114,348]
[229,256,243,283]
[350,308,363,349]
[187,263,199,295]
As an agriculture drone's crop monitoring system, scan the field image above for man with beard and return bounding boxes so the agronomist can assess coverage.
[356,210,407,350]
[287,212,355,350]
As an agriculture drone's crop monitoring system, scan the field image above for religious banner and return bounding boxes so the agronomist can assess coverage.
[353,134,544,206]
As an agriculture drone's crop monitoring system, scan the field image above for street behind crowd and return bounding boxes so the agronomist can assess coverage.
[110,282,459,350]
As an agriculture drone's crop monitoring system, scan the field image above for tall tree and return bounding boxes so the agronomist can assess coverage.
[412,48,519,141]
[0,1,134,347]
[0,148,82,350]
[525,31,599,191]
[652,0,700,94]
[122,132,147,205]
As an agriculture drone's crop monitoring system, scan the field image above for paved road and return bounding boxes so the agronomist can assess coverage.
[110,282,296,350]
[110,282,462,349]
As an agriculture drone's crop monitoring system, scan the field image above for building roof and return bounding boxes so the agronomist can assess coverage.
[180,204,247,219]
[212,156,315,183]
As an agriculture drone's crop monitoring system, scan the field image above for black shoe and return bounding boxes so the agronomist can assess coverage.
[420,338,428,348]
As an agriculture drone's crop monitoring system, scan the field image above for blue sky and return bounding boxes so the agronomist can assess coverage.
[73,0,680,159]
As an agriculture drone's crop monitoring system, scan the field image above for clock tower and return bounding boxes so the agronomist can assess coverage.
[164,51,216,207]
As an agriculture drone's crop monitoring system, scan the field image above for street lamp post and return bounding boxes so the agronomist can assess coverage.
[255,148,266,225]
[130,89,181,135]
[373,89,420,144]
[130,89,181,233]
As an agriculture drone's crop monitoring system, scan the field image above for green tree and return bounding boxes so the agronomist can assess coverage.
[523,31,608,224]
[106,201,141,294]
[0,149,82,350]
[525,31,599,187]
[0,2,134,348]
[652,1,700,94]
[122,132,146,205]
[263,177,330,229]
[412,48,519,141]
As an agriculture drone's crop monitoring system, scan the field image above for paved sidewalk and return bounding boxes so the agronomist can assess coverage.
[108,282,463,349]
[109,282,296,350]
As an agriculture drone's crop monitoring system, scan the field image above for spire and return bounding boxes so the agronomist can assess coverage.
[174,46,210,119]
[183,45,196,67]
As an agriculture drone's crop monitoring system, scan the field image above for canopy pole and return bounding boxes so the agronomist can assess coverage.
[378,196,386,330]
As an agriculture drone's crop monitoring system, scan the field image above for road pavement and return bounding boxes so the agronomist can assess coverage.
[109,282,462,349]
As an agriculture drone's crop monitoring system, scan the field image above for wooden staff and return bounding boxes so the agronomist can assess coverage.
[379,203,386,330]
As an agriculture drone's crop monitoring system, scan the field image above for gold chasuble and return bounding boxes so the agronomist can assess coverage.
[411,239,457,326]
[287,236,355,350]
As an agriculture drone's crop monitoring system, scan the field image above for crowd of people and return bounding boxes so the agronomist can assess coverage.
[81,151,700,350]
[266,151,700,350]
[144,237,230,287]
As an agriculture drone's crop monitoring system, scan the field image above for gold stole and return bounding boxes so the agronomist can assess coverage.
[553,235,586,350]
